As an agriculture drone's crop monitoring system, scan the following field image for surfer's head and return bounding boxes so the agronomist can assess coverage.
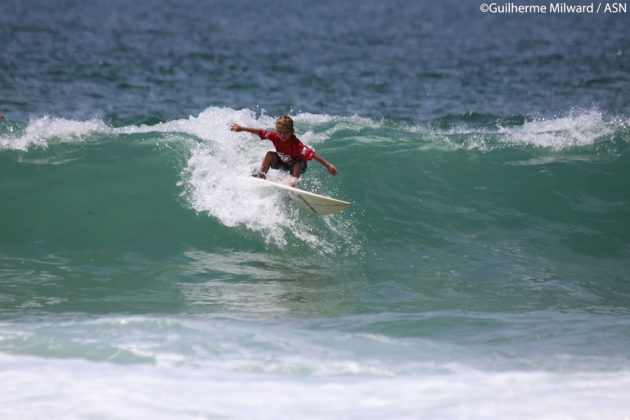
[275,115,294,141]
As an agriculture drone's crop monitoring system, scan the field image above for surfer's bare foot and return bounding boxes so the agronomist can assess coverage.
[252,172,266,179]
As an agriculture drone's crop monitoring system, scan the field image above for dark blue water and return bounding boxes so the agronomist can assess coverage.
[3,0,629,122]
[1,0,630,417]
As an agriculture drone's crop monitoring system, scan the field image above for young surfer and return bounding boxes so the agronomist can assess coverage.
[230,115,338,186]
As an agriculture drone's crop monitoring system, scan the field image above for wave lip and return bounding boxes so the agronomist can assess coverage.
[424,109,622,153]
[0,116,109,151]
[2,107,625,154]
[498,109,614,151]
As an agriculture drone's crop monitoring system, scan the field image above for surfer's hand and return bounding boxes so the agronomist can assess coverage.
[327,164,338,176]
[230,123,243,132]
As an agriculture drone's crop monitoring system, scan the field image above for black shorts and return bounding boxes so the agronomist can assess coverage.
[271,154,308,174]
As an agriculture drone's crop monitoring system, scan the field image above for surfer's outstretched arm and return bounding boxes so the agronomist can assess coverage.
[313,153,338,176]
[230,124,260,135]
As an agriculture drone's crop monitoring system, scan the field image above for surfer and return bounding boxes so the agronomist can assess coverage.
[230,115,338,186]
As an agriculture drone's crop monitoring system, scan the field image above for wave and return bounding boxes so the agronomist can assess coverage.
[1,106,629,257]
[2,106,626,154]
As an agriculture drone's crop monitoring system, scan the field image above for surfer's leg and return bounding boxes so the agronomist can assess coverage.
[291,161,306,178]
[260,152,278,176]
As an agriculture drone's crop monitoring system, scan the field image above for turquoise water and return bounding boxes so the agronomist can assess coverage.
[2,0,630,417]
[2,109,630,417]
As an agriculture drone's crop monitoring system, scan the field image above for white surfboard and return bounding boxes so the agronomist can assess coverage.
[249,177,351,215]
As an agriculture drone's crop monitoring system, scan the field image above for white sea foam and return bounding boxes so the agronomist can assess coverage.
[497,109,613,151]
[1,347,629,419]
[0,116,108,151]
[406,109,619,153]
[2,314,630,418]
[1,107,621,155]
[171,107,355,251]
[293,111,383,130]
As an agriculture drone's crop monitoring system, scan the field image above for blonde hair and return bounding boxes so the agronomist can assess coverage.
[275,115,294,131]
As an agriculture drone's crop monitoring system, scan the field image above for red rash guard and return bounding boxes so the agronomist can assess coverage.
[258,130,316,164]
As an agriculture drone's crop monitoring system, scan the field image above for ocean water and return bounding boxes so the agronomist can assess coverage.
[2,0,630,418]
